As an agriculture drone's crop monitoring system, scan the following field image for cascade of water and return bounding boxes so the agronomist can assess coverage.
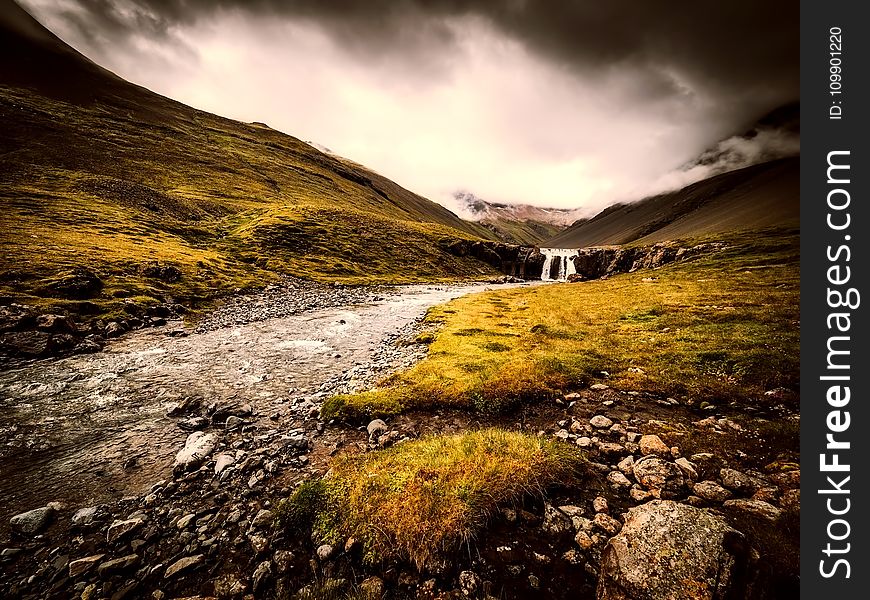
[540,248,579,281]
[541,252,554,281]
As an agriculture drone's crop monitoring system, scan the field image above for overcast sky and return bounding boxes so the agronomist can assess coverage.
[20,0,799,213]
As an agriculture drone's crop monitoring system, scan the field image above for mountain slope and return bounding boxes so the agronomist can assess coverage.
[450,192,584,245]
[0,0,500,319]
[546,157,798,248]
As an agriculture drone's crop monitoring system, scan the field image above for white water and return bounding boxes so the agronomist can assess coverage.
[540,248,579,281]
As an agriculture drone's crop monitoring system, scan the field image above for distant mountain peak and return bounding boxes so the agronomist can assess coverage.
[451,191,587,227]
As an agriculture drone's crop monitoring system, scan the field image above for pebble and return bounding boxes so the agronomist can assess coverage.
[316,544,335,561]
[590,415,613,429]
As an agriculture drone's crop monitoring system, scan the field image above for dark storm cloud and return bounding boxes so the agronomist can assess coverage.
[16,0,799,210]
[51,0,799,114]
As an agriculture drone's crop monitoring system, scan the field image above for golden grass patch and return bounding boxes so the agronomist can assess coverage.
[279,429,582,570]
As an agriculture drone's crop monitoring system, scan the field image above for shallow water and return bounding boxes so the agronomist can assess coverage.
[0,282,522,527]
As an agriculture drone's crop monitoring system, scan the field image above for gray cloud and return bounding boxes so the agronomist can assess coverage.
[31,0,798,116]
[16,0,798,210]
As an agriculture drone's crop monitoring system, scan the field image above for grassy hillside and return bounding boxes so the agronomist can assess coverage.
[0,1,498,319]
[325,228,799,420]
[547,158,798,248]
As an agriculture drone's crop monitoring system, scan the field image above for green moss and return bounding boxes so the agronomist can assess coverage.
[275,479,328,535]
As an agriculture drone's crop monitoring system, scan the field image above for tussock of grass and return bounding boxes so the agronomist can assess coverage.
[324,230,799,420]
[282,429,582,570]
[293,578,384,600]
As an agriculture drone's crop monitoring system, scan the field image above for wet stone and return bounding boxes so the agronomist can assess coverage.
[10,506,55,536]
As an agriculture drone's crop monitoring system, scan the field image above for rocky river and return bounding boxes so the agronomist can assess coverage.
[0,280,526,535]
[0,275,801,600]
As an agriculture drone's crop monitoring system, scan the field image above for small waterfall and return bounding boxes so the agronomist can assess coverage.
[540,248,579,281]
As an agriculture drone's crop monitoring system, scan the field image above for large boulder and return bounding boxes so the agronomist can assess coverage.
[597,500,751,600]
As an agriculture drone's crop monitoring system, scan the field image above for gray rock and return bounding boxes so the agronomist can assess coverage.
[593,513,622,535]
[542,503,573,536]
[105,321,125,338]
[367,419,388,439]
[596,441,625,457]
[164,554,204,578]
[10,506,55,536]
[250,535,270,554]
[674,457,698,481]
[723,499,782,522]
[177,417,208,431]
[720,468,758,494]
[632,456,687,498]
[97,554,139,577]
[590,415,613,429]
[173,431,216,471]
[0,548,22,562]
[598,500,750,600]
[575,530,594,550]
[214,453,235,475]
[251,509,274,530]
[693,481,733,502]
[607,471,633,489]
[617,455,635,476]
[225,415,243,430]
[0,331,51,357]
[35,314,72,332]
[639,434,670,457]
[316,544,335,561]
[176,514,195,529]
[274,550,294,574]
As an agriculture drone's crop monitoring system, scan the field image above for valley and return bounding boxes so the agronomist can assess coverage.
[0,2,801,599]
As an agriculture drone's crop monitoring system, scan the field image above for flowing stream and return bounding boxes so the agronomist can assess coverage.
[0,282,526,526]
